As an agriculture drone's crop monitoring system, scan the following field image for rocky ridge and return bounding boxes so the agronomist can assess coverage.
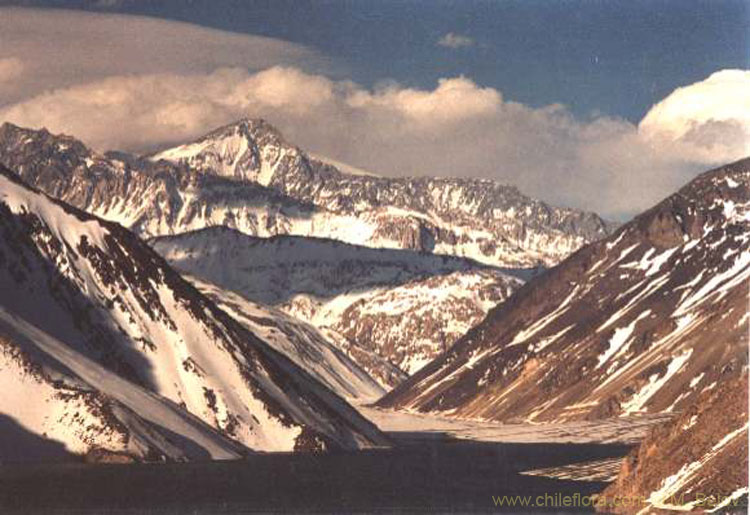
[0,120,612,268]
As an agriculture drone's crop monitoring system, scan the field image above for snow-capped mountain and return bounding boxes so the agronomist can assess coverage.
[185,276,386,401]
[0,165,388,461]
[601,373,747,513]
[152,119,613,267]
[0,120,612,268]
[0,123,349,243]
[330,268,521,377]
[150,228,523,386]
[379,158,750,422]
[0,120,604,390]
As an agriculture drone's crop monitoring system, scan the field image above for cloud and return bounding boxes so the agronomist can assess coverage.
[437,32,475,49]
[638,69,750,163]
[238,67,337,112]
[0,58,24,82]
[5,65,743,219]
[0,7,327,106]
[92,0,125,7]
[346,77,501,124]
[0,9,744,218]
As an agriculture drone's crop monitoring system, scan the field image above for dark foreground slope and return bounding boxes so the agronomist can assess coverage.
[599,373,748,513]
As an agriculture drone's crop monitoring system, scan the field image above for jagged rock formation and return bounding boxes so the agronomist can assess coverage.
[599,374,747,513]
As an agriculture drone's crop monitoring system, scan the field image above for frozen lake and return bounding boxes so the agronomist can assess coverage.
[0,406,672,513]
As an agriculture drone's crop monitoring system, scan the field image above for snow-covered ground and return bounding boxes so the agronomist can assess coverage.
[152,228,523,386]
[0,308,244,461]
[0,165,389,459]
[358,404,671,445]
[188,276,385,402]
[520,457,626,482]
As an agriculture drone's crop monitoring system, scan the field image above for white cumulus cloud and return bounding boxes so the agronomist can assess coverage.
[3,65,735,219]
[639,69,750,163]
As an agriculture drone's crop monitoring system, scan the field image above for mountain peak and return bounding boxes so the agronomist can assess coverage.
[206,117,286,144]
[149,117,298,185]
[0,122,89,153]
[2,121,613,267]
[0,121,41,136]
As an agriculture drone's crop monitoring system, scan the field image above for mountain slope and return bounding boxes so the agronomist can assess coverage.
[0,120,612,268]
[0,165,388,459]
[599,373,748,513]
[329,268,521,376]
[0,313,246,462]
[379,158,750,422]
[150,227,523,385]
[186,276,386,401]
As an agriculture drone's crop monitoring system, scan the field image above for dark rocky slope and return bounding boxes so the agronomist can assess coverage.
[379,158,749,423]
[599,373,748,512]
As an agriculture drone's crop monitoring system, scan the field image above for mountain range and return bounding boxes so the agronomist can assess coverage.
[0,119,746,510]
[150,228,524,385]
[0,119,612,268]
[0,120,609,385]
[0,165,387,461]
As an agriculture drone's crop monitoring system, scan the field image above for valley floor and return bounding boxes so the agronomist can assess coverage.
[358,405,672,446]
[0,408,674,513]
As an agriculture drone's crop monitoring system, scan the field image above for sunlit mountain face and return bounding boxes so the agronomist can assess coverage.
[0,2,747,513]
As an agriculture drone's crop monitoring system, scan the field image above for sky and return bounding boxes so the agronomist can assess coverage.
[0,1,748,218]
